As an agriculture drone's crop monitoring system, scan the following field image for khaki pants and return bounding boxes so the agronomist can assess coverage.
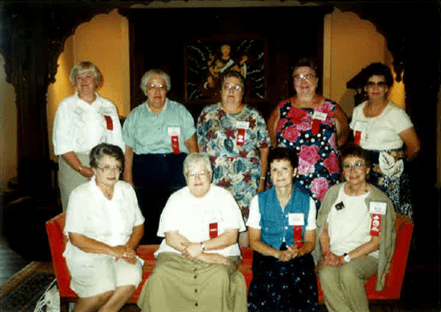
[318,256,378,312]
[58,153,90,211]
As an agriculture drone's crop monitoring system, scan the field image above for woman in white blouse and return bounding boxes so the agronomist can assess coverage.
[350,62,420,219]
[53,61,124,210]
[64,143,144,312]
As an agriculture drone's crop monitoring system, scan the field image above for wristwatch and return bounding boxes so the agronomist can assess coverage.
[200,242,206,251]
[343,253,351,263]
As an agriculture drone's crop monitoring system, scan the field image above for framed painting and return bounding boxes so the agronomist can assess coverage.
[184,37,267,104]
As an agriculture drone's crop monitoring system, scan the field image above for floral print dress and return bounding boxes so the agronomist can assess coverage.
[276,98,340,208]
[197,103,270,221]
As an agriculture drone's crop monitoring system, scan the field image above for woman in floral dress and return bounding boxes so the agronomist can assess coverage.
[268,59,349,209]
[197,71,270,230]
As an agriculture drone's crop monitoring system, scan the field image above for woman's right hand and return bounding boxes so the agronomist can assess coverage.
[78,166,94,179]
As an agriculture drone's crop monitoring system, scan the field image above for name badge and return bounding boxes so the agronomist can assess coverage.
[167,127,181,136]
[312,111,327,121]
[369,202,387,215]
[236,121,249,129]
[353,121,367,132]
[288,213,304,226]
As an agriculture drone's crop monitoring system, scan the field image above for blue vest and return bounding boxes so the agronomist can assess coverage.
[258,186,310,249]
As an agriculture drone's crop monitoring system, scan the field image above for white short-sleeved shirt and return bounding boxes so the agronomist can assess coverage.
[350,101,413,150]
[155,185,246,257]
[53,93,125,155]
[327,185,379,259]
[123,99,196,154]
[64,177,145,262]
[246,194,317,230]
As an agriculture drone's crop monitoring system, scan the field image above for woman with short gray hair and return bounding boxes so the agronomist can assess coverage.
[137,152,247,312]
[123,68,198,244]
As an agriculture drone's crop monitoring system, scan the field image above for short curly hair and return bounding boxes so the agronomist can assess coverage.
[89,143,125,170]
[268,147,299,169]
[363,62,394,88]
[140,69,171,94]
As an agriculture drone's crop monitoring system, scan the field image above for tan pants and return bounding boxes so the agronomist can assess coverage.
[58,153,90,211]
[318,256,378,312]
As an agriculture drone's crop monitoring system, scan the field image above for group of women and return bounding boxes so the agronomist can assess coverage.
[53,58,419,312]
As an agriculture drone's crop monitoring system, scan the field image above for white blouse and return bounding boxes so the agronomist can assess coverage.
[64,177,144,261]
[350,101,413,151]
[53,93,124,155]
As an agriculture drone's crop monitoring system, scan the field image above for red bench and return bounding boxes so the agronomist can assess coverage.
[46,213,413,311]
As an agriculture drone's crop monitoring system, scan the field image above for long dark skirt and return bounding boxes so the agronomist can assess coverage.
[248,252,319,312]
[133,153,187,244]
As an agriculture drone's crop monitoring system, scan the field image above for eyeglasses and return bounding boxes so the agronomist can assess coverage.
[293,74,316,82]
[366,81,388,88]
[147,83,166,91]
[223,84,243,92]
[187,171,210,180]
[342,161,366,171]
[97,166,122,174]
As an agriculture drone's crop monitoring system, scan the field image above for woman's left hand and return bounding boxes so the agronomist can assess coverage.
[279,245,300,262]
[182,242,203,259]
[320,251,342,267]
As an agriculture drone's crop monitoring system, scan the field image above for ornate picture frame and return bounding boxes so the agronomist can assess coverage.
[184,36,267,104]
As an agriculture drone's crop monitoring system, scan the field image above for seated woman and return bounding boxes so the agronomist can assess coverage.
[137,152,248,312]
[314,144,396,312]
[63,143,145,312]
[247,147,319,312]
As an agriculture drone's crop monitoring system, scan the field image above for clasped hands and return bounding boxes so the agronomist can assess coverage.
[110,244,137,264]
[319,251,344,267]
[277,245,300,262]
[181,241,231,265]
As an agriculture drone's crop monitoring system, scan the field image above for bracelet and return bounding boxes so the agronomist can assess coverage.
[260,176,266,180]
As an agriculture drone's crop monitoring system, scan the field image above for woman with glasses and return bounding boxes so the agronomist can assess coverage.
[64,143,145,312]
[350,62,420,219]
[268,58,349,210]
[196,71,270,245]
[123,69,198,243]
[314,144,396,312]
[137,153,247,312]
[53,61,125,211]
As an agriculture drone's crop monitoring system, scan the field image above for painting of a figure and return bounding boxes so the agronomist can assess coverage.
[185,39,266,102]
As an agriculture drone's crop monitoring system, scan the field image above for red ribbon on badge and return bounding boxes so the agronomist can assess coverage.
[104,115,113,131]
[354,131,362,145]
[236,128,245,146]
[171,135,180,154]
[370,214,382,236]
[293,225,303,248]
[311,119,320,135]
[209,223,218,239]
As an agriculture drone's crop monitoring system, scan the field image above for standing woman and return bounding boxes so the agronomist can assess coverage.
[123,69,198,243]
[268,58,349,209]
[247,148,318,312]
[53,61,124,211]
[350,62,420,219]
[197,71,270,229]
